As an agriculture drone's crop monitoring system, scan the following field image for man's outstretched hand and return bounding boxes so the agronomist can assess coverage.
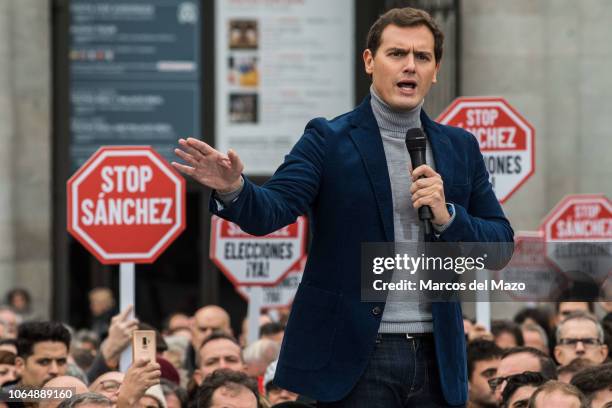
[172,137,244,193]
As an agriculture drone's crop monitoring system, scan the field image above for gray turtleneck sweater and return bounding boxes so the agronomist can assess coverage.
[217,88,458,333]
[370,86,434,334]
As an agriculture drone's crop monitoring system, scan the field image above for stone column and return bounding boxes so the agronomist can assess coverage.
[11,0,52,318]
[0,0,16,293]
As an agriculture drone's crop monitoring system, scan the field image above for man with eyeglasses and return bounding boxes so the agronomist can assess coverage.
[90,371,124,405]
[489,347,557,404]
[500,371,545,408]
[554,311,609,366]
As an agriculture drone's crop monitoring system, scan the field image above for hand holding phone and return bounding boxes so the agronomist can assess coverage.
[132,330,156,363]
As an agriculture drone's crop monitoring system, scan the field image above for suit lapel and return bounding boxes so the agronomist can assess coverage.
[346,99,455,242]
[348,97,394,242]
[422,111,455,189]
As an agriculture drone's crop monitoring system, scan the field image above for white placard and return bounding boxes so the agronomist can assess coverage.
[210,216,307,286]
[236,257,305,308]
[215,0,354,175]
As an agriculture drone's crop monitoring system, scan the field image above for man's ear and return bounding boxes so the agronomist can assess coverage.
[553,346,563,365]
[193,368,203,386]
[14,356,25,376]
[598,344,609,363]
[363,49,374,75]
[432,62,441,84]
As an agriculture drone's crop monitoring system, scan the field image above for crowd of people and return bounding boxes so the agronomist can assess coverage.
[0,288,303,407]
[466,301,612,408]
[1,287,611,407]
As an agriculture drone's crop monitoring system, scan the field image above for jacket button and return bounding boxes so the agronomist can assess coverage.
[372,306,382,316]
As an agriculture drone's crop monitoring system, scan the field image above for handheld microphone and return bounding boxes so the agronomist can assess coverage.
[405,128,433,236]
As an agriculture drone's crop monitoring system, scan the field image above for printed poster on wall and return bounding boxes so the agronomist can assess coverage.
[215,0,355,175]
[70,0,201,170]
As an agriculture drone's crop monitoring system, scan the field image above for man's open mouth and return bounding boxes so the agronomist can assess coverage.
[397,79,417,90]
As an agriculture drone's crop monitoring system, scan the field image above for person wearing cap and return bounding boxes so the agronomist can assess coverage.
[138,384,167,408]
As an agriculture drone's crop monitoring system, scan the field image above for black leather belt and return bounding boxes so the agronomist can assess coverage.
[377,332,434,339]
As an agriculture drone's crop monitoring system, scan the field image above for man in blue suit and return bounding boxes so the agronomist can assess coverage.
[174,7,513,407]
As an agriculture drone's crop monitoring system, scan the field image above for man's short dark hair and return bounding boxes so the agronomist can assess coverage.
[555,300,594,313]
[467,340,502,381]
[492,320,524,347]
[0,350,16,365]
[514,307,552,336]
[6,288,31,306]
[557,358,596,377]
[501,371,545,407]
[0,338,17,348]
[570,362,612,400]
[501,347,558,381]
[259,322,284,338]
[195,369,259,408]
[366,7,444,62]
[16,321,71,358]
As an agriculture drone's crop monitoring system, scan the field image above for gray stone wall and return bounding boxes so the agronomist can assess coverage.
[461,0,612,320]
[462,0,612,229]
[0,0,51,318]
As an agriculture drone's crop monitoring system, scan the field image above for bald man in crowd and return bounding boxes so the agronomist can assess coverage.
[529,381,586,408]
[39,376,89,408]
[186,306,232,374]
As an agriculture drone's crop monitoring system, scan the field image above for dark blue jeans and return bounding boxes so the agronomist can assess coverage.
[317,334,461,408]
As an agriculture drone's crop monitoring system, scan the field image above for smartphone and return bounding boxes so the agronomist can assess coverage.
[132,330,156,363]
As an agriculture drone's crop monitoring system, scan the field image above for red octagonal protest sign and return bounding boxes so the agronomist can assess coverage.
[210,216,307,286]
[541,194,612,284]
[496,231,565,301]
[437,97,535,203]
[541,195,612,242]
[67,146,186,264]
